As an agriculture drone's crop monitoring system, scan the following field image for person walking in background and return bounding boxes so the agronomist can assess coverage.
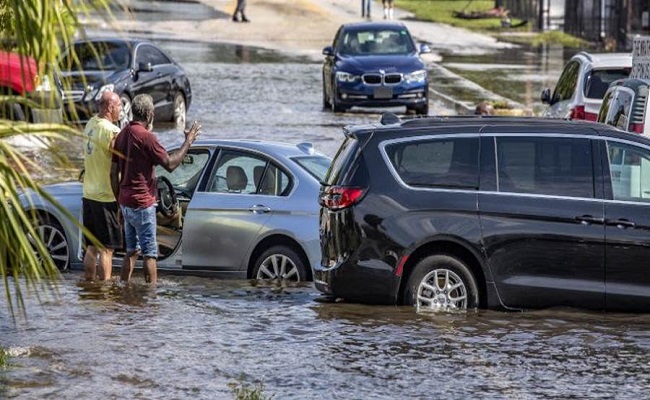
[233,0,249,22]
[361,0,371,19]
[110,94,201,284]
[82,91,123,281]
[382,0,394,19]
[475,101,495,115]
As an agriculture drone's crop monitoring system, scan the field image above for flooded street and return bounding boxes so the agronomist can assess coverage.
[3,273,650,398]
[7,2,650,398]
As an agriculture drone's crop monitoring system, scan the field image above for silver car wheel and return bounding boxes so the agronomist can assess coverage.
[28,222,70,271]
[256,253,300,282]
[173,93,186,129]
[119,94,132,128]
[416,268,468,311]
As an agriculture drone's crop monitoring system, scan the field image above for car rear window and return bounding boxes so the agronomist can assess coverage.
[384,137,479,190]
[585,68,631,99]
[324,136,360,185]
[292,155,331,181]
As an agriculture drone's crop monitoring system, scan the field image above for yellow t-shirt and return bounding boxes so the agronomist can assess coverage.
[82,115,121,202]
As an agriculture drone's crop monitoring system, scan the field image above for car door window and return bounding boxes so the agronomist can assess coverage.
[496,136,593,198]
[385,137,479,189]
[553,61,580,102]
[209,150,280,194]
[135,45,170,67]
[607,141,650,202]
[155,149,210,197]
[604,89,633,129]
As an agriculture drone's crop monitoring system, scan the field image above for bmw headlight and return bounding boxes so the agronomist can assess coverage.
[336,71,360,83]
[405,70,427,83]
[86,83,115,102]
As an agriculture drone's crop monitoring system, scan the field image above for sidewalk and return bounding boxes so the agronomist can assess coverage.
[101,0,525,113]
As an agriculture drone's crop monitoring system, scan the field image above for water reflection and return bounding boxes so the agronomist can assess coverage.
[76,280,155,306]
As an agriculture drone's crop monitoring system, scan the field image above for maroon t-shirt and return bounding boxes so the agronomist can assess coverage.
[112,121,167,209]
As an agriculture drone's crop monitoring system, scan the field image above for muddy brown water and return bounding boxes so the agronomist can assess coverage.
[6,3,647,398]
[2,273,650,399]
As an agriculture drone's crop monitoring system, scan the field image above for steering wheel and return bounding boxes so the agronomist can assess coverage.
[156,175,178,217]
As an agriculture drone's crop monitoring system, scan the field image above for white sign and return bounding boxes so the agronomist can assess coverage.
[631,36,650,79]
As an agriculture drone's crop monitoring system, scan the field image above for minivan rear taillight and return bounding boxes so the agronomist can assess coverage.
[319,186,366,210]
[569,105,586,120]
[630,123,644,134]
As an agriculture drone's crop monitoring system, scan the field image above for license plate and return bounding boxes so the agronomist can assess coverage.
[374,87,393,99]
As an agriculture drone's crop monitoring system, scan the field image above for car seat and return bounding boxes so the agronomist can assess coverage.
[226,165,248,193]
[253,165,276,195]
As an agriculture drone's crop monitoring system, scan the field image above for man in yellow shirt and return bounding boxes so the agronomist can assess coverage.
[82,91,123,281]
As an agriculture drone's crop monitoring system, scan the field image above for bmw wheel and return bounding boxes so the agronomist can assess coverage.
[119,94,132,128]
[172,92,186,129]
[331,88,347,113]
[404,254,478,311]
[253,245,307,282]
[322,79,331,110]
[28,215,70,271]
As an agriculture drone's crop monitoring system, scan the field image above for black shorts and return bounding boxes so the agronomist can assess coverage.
[82,198,122,249]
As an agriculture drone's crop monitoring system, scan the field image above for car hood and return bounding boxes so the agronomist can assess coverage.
[42,181,83,196]
[336,54,424,74]
[59,69,128,90]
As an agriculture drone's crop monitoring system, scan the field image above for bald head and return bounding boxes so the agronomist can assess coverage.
[98,91,122,123]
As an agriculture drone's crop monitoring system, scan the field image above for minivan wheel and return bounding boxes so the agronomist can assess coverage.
[28,215,70,272]
[253,245,307,282]
[404,255,478,311]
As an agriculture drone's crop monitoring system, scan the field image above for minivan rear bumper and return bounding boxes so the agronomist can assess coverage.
[314,260,401,304]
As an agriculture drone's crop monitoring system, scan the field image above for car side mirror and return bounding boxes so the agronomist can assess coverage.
[541,88,552,104]
[419,44,431,54]
[137,62,153,72]
[322,46,334,57]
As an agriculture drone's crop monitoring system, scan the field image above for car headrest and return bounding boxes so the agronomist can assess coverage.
[226,165,248,191]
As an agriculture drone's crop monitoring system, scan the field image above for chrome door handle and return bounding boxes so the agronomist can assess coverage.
[249,205,271,213]
[575,215,604,225]
[606,218,636,229]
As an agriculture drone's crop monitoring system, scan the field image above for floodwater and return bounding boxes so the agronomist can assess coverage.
[2,273,650,399]
[6,2,646,399]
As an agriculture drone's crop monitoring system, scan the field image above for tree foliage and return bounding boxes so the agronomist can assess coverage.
[0,0,113,317]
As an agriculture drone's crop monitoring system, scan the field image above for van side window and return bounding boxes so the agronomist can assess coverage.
[386,137,479,189]
[496,137,593,198]
[607,141,650,202]
[604,90,633,130]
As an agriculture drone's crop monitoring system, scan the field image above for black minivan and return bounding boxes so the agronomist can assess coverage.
[317,115,650,312]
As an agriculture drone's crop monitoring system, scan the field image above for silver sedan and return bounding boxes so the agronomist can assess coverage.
[20,139,331,281]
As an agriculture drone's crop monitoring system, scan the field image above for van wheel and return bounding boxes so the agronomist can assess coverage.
[253,245,307,282]
[404,255,478,311]
[28,215,70,271]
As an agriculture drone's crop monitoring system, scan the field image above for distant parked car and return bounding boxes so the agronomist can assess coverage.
[322,21,430,115]
[0,50,62,123]
[541,51,632,121]
[598,78,650,136]
[317,114,650,313]
[20,140,331,282]
[59,38,192,128]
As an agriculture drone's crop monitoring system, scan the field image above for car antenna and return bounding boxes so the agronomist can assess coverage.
[380,112,401,125]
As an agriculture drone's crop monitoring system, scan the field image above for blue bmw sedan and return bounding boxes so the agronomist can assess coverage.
[322,22,430,115]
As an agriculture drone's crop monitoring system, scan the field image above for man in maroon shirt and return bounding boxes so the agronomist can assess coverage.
[110,94,201,284]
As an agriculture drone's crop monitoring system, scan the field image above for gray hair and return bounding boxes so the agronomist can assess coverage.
[131,94,154,122]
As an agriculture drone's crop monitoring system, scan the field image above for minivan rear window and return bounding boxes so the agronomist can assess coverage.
[323,136,359,185]
[385,137,479,189]
[585,68,631,99]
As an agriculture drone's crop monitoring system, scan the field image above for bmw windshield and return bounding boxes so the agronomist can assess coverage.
[339,28,415,56]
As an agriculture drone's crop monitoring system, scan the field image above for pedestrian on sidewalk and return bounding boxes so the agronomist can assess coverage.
[361,0,371,19]
[233,0,249,22]
[82,91,123,282]
[382,0,394,19]
[110,94,201,284]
